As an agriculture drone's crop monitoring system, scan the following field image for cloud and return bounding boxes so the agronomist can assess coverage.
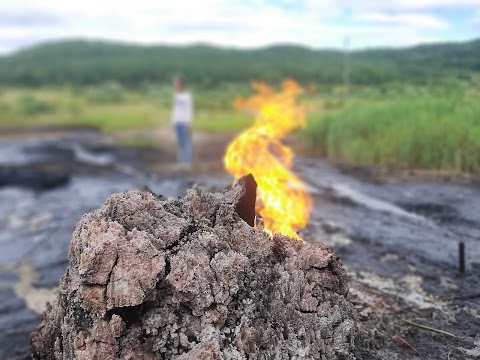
[0,9,61,26]
[0,0,477,53]
[473,10,480,23]
[356,12,449,30]
[392,0,479,9]
[324,0,480,11]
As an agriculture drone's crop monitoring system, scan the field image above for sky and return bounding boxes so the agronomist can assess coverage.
[0,0,479,54]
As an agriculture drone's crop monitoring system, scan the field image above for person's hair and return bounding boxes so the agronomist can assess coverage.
[174,76,186,88]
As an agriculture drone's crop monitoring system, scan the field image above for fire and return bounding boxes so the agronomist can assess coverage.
[224,79,312,240]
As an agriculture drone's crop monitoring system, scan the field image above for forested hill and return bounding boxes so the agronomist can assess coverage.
[0,38,479,87]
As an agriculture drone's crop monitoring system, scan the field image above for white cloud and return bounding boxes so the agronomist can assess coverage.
[357,12,449,30]
[0,0,476,53]
[473,10,480,23]
[391,0,480,9]
[328,0,480,11]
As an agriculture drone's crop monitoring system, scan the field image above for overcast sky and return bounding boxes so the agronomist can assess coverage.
[1,0,479,54]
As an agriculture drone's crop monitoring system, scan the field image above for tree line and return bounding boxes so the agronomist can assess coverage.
[0,38,479,87]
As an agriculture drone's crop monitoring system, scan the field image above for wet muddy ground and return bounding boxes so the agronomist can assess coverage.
[0,127,479,359]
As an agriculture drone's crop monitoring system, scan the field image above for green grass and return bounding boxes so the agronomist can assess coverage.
[194,110,252,132]
[302,87,480,173]
[0,85,249,133]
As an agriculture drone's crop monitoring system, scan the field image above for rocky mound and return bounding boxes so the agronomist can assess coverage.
[31,175,355,359]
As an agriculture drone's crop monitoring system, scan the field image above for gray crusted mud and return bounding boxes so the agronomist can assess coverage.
[31,175,355,359]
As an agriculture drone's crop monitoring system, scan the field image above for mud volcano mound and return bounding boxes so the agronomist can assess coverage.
[31,175,355,359]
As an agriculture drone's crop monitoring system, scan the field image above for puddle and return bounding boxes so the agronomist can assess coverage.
[331,183,428,223]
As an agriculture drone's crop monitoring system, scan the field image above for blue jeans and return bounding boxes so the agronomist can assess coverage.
[174,123,193,164]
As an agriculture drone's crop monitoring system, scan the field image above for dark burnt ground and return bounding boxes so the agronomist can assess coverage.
[0,126,479,359]
[296,158,480,360]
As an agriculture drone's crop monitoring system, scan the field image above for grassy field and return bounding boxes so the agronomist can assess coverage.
[0,84,252,133]
[1,81,480,173]
[301,83,480,173]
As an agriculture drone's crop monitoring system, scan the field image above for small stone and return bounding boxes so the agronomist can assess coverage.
[109,314,126,338]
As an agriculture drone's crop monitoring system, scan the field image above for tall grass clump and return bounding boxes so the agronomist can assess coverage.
[302,91,480,173]
[11,95,56,115]
[85,81,125,103]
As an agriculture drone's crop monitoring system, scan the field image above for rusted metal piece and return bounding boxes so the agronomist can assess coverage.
[458,242,465,274]
[234,173,257,227]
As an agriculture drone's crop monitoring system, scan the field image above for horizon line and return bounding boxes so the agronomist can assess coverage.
[2,35,479,57]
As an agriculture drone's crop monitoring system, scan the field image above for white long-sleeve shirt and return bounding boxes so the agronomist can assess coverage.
[171,92,193,124]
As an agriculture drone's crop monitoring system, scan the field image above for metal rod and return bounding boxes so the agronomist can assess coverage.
[458,242,465,274]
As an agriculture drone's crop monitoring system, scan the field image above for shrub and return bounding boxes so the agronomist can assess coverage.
[11,95,56,115]
[85,81,125,103]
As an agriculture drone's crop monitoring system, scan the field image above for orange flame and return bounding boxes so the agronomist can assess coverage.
[224,79,312,240]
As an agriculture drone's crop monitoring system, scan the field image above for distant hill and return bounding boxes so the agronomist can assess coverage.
[0,38,479,87]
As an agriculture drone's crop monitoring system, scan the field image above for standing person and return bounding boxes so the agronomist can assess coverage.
[171,76,194,169]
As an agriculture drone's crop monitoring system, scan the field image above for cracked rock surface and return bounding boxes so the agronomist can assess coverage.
[31,175,355,359]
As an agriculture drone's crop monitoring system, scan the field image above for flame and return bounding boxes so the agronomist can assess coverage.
[224,79,312,240]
